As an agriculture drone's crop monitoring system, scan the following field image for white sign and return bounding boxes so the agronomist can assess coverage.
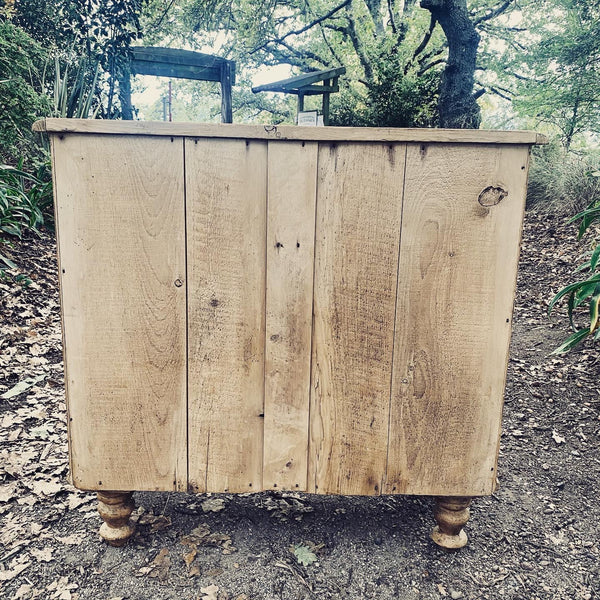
[297,111,318,126]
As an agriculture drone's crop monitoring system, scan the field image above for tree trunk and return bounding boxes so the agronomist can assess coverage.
[421,0,481,129]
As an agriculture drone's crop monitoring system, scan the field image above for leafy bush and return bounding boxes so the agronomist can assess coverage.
[549,175,600,353]
[527,142,600,214]
[0,19,51,167]
[0,160,53,283]
[0,161,53,237]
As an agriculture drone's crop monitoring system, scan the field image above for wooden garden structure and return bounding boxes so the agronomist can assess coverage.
[251,66,345,125]
[35,118,546,549]
[120,47,235,123]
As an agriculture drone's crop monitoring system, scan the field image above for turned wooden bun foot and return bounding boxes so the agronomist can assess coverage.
[97,491,135,547]
[431,496,472,549]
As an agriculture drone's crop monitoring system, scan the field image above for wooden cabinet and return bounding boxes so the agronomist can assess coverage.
[37,119,545,547]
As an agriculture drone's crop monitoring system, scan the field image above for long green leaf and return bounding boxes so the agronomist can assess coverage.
[589,281,600,333]
[591,245,600,271]
[567,291,576,330]
[548,274,600,313]
[551,328,590,355]
[574,280,600,308]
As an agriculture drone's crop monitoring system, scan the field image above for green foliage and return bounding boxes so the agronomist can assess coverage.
[549,172,600,353]
[0,160,53,238]
[291,544,318,567]
[510,0,600,149]
[176,0,448,125]
[0,19,51,166]
[53,55,101,118]
[526,142,600,214]
[0,159,53,284]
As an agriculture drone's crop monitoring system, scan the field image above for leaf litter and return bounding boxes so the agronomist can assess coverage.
[1,215,600,599]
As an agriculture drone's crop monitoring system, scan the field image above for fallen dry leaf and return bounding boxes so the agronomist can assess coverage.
[137,511,172,532]
[0,555,31,581]
[201,497,226,513]
[0,482,19,503]
[181,524,236,555]
[54,533,85,545]
[12,583,42,599]
[183,547,197,566]
[1,374,46,399]
[46,576,78,600]
[30,547,53,562]
[137,548,170,581]
[200,584,219,600]
[31,478,63,497]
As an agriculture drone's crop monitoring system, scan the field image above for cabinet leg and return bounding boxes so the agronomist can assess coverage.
[97,491,135,547]
[431,496,471,549]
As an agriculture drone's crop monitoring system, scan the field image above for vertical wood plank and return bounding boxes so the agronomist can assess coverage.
[308,142,406,496]
[385,143,530,496]
[53,133,187,491]
[186,137,267,493]
[263,141,317,491]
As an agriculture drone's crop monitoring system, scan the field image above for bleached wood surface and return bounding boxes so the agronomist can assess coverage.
[52,134,187,491]
[50,128,536,496]
[263,141,317,491]
[35,118,546,144]
[185,138,267,493]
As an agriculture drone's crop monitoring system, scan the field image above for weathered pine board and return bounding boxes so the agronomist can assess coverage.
[186,138,267,493]
[308,142,406,495]
[263,141,318,490]
[35,118,546,145]
[52,134,188,491]
[384,143,530,496]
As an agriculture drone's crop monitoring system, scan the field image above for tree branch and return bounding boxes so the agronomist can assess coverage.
[472,0,513,26]
[412,14,437,61]
[148,0,177,32]
[304,0,345,65]
[250,0,351,54]
[417,57,445,76]
[344,7,374,82]
[387,0,398,34]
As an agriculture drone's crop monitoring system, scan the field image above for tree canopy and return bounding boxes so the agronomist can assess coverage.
[1,0,599,149]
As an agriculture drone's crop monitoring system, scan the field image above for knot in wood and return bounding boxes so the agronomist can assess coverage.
[478,186,508,207]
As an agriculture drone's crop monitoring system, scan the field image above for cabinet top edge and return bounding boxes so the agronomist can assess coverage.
[33,118,547,145]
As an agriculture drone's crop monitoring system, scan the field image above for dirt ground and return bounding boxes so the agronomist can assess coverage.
[1,210,599,600]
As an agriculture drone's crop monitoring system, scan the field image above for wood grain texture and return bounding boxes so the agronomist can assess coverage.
[384,143,530,496]
[52,133,187,491]
[263,141,317,491]
[186,137,267,493]
[308,142,406,495]
[35,119,547,145]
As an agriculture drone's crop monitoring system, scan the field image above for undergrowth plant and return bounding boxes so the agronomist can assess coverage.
[0,160,53,284]
[549,172,600,353]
